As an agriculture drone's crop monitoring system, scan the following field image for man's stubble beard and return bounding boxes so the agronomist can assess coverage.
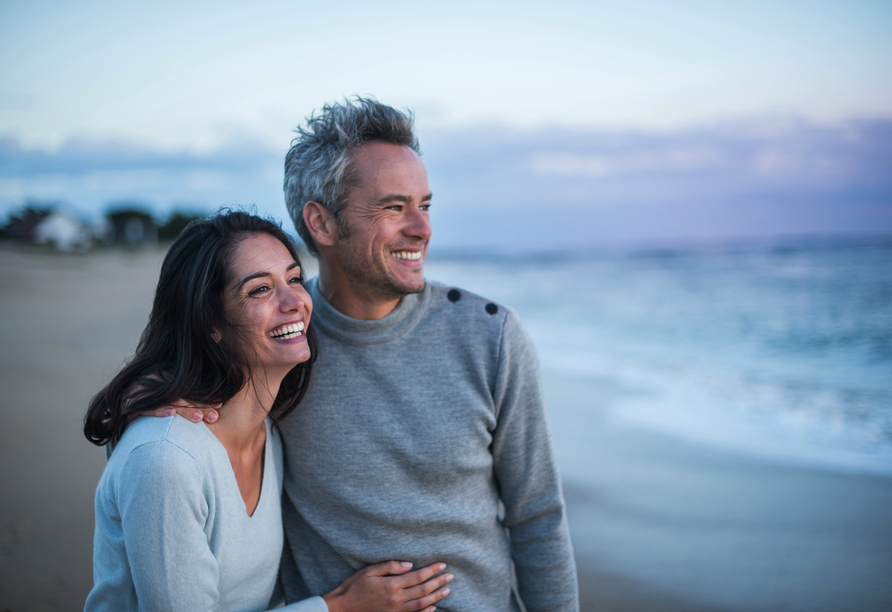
[335,216,425,303]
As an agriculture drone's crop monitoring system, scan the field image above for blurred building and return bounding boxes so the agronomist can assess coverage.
[33,211,93,251]
[106,209,158,246]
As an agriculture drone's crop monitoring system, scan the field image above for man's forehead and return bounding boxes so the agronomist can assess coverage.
[350,142,425,172]
[347,143,429,199]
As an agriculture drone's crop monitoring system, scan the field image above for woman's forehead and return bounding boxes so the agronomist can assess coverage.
[231,234,297,273]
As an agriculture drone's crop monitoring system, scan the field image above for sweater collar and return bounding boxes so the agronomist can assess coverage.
[306,277,430,346]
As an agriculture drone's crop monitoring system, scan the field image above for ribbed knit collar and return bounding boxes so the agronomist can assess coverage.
[306,277,430,347]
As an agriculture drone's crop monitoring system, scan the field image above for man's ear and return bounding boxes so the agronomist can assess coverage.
[303,201,338,248]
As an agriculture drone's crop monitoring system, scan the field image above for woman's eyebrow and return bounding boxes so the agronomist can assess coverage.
[235,262,300,291]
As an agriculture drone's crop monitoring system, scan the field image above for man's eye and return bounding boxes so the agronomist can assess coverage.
[420,204,431,211]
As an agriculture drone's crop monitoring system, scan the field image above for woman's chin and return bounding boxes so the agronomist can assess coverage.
[270,346,313,370]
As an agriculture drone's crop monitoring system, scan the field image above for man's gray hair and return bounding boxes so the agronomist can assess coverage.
[284,97,420,255]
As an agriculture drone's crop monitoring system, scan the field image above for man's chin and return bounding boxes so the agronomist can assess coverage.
[394,281,425,296]
[385,274,426,297]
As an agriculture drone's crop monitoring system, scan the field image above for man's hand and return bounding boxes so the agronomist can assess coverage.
[125,373,221,424]
[323,561,453,612]
[149,402,220,424]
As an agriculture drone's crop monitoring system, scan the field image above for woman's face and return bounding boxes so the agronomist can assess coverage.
[223,232,313,374]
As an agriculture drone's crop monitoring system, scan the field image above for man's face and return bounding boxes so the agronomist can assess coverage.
[332,142,432,302]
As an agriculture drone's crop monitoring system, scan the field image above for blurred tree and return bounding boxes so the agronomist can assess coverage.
[1,202,57,241]
[158,210,202,241]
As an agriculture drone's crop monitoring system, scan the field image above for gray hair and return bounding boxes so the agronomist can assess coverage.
[284,97,420,255]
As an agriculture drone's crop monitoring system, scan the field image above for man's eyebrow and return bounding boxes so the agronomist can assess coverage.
[376,193,433,206]
[235,262,300,290]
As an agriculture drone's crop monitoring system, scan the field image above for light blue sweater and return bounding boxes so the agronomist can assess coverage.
[86,416,328,612]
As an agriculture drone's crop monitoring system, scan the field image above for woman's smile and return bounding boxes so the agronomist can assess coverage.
[268,321,306,341]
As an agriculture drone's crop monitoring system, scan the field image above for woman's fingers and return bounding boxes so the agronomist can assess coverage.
[394,562,447,587]
[362,560,416,577]
[343,560,453,612]
[399,572,453,610]
[400,584,452,612]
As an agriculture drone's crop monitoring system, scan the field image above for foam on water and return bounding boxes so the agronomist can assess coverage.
[426,236,892,475]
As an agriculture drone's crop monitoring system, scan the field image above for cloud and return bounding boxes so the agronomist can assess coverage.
[0,135,285,221]
[3,116,890,251]
[529,146,729,177]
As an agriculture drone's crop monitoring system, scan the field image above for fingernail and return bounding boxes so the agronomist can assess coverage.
[164,408,175,417]
[438,563,446,571]
[441,588,450,596]
[207,411,218,423]
[193,411,202,422]
[445,573,453,582]
[401,561,413,568]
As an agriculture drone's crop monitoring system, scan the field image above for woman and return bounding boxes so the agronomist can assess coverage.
[84,211,451,611]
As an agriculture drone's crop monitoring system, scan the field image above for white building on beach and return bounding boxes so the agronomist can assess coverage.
[33,211,93,251]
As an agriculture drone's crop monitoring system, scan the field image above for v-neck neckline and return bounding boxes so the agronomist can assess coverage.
[199,418,271,518]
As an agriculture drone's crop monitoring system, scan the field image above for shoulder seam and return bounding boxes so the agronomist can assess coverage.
[123,435,203,468]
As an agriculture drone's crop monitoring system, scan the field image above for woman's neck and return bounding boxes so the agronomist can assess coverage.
[207,370,283,453]
[206,370,284,517]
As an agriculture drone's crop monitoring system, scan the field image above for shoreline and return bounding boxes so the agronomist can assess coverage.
[556,413,892,612]
[1,246,890,611]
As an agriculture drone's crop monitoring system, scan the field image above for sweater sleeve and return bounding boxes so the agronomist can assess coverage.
[115,442,328,612]
[490,310,580,612]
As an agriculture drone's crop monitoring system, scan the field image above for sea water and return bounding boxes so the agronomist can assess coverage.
[426,235,892,475]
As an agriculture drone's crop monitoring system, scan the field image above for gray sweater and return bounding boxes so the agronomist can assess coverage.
[280,279,578,612]
[86,416,328,612]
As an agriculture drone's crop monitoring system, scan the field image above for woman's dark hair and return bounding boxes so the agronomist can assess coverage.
[84,210,318,447]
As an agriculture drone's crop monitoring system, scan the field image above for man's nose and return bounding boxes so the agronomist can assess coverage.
[405,205,432,241]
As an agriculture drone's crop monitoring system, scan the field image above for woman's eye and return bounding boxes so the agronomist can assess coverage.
[249,286,270,296]
[289,276,302,284]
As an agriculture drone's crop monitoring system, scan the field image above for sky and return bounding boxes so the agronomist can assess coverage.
[1,0,891,250]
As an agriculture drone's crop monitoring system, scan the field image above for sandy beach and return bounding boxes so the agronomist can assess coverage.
[1,245,890,612]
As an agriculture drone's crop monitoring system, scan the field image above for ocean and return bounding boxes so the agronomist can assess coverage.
[425,234,892,476]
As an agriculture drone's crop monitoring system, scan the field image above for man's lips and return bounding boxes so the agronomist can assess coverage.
[391,250,422,261]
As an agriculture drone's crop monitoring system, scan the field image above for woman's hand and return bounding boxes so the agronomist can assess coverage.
[322,561,453,612]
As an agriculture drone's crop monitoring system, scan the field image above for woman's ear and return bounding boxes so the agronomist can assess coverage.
[303,201,338,248]
[211,329,222,343]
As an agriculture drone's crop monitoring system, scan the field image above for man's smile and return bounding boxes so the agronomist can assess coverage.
[391,250,422,261]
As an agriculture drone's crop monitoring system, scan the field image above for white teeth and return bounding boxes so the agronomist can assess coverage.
[392,251,421,260]
[268,321,304,339]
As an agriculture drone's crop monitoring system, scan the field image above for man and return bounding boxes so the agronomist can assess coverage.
[185,98,578,611]
[279,98,577,611]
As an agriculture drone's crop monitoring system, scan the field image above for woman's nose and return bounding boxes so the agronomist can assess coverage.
[280,286,307,311]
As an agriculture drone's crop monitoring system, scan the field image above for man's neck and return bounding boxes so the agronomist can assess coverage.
[317,265,401,321]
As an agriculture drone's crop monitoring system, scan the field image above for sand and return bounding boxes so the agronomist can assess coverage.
[1,244,890,612]
[544,370,892,612]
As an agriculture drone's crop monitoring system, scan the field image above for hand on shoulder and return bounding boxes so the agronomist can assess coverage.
[147,402,220,424]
